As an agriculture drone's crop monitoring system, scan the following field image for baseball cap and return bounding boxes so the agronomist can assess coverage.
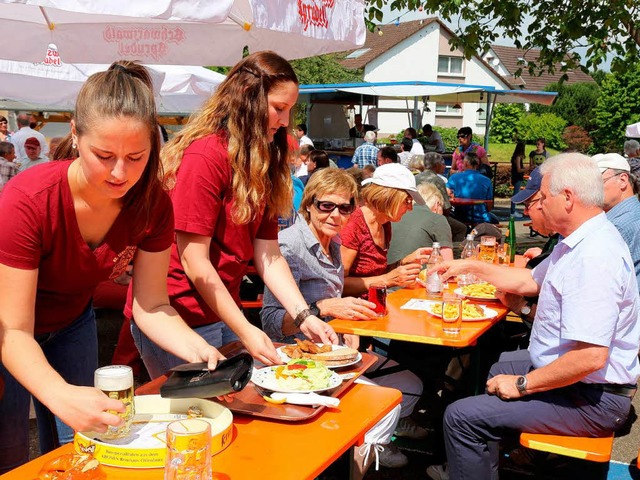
[361,163,426,205]
[24,137,40,148]
[511,167,542,203]
[592,153,630,173]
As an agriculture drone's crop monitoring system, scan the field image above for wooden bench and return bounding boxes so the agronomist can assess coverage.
[520,432,614,462]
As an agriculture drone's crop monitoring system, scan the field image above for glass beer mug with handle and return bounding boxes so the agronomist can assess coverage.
[94,365,135,439]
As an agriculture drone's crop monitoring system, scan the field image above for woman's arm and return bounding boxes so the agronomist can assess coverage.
[517,155,527,174]
[0,264,124,434]
[175,232,282,365]
[341,245,421,296]
[130,248,225,368]
[254,238,338,345]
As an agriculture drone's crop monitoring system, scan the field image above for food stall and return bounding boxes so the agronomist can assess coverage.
[298,81,558,167]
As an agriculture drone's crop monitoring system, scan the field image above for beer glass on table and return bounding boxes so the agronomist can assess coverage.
[495,243,510,266]
[441,293,462,335]
[94,365,135,439]
[165,418,213,480]
[478,236,497,263]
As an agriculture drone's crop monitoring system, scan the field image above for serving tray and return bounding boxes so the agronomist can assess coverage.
[136,341,375,422]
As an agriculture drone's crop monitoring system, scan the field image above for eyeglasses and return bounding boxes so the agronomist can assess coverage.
[602,172,623,183]
[313,198,355,215]
[523,196,541,211]
[457,134,469,139]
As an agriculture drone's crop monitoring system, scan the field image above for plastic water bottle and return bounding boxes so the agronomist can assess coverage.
[458,234,477,286]
[426,242,444,297]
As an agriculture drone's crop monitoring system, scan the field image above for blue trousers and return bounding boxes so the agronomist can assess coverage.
[0,305,97,474]
[510,180,524,214]
[443,352,631,480]
[131,320,238,379]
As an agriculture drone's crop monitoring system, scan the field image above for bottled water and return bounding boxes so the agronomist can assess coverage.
[426,242,444,297]
[458,234,477,286]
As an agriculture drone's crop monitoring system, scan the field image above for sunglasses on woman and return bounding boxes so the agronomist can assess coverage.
[313,198,356,215]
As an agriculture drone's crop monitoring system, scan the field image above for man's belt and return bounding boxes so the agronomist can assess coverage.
[581,382,637,398]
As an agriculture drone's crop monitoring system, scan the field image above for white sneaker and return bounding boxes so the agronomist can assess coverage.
[378,444,408,468]
[512,212,524,218]
[426,463,449,480]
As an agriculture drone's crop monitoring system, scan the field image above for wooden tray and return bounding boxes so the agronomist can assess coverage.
[136,341,376,422]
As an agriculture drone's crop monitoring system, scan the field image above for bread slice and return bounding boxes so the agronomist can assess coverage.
[301,347,359,367]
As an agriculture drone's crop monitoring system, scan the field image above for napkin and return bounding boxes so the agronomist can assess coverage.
[269,392,340,407]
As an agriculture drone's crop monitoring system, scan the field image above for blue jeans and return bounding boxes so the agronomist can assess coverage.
[443,351,630,480]
[511,180,524,214]
[131,320,238,380]
[0,304,97,474]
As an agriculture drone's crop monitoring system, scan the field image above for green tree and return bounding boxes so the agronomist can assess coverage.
[517,113,567,150]
[529,82,600,131]
[592,66,640,152]
[290,54,363,85]
[489,104,524,143]
[366,1,640,76]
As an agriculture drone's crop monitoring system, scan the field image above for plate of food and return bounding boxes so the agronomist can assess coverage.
[251,359,342,394]
[278,339,361,368]
[454,283,499,301]
[425,300,498,322]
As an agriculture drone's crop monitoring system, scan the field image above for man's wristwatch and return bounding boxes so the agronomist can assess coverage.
[309,302,321,318]
[520,303,532,319]
[293,308,313,328]
[515,375,528,394]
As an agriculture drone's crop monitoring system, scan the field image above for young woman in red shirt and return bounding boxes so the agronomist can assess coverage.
[129,51,337,379]
[0,61,224,473]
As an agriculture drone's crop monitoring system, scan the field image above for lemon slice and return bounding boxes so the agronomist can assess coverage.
[263,395,286,404]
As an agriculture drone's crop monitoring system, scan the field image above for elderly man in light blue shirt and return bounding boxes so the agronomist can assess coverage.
[594,153,640,292]
[426,153,640,480]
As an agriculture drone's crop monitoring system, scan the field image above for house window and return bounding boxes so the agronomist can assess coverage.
[437,56,463,75]
[435,104,462,115]
[477,108,487,122]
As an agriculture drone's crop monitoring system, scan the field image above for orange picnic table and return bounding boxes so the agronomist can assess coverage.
[329,283,509,348]
[0,383,400,480]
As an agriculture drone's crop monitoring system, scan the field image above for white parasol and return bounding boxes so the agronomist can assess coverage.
[0,59,225,114]
[0,0,366,65]
[626,122,640,138]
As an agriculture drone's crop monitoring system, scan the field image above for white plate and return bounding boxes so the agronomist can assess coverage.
[424,300,498,322]
[454,286,499,302]
[251,366,342,394]
[276,345,362,369]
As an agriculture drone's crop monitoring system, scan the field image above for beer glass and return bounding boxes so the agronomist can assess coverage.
[495,243,510,266]
[368,282,387,317]
[478,236,497,263]
[441,293,462,335]
[94,365,135,439]
[165,419,212,480]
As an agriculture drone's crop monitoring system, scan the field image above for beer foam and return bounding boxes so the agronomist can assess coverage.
[95,366,133,391]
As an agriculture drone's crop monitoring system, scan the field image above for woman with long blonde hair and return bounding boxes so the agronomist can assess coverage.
[129,51,337,377]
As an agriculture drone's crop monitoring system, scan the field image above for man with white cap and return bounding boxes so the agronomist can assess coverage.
[594,153,640,292]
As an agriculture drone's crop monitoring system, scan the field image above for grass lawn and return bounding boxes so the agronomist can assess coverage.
[487,143,561,163]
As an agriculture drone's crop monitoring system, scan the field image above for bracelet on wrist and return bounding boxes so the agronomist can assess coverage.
[293,308,313,328]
